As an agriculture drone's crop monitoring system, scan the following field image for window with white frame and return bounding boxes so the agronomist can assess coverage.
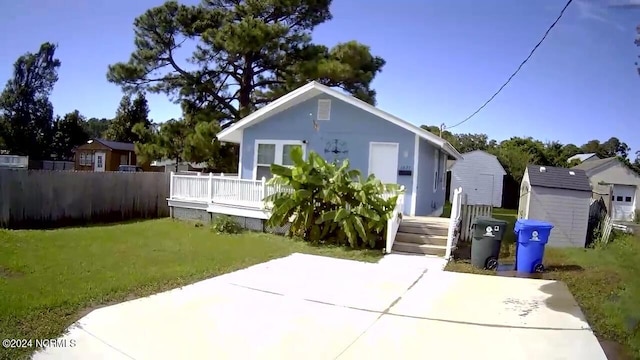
[255,141,304,180]
[79,152,94,166]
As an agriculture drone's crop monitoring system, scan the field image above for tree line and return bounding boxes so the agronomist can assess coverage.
[0,43,154,161]
[421,125,639,182]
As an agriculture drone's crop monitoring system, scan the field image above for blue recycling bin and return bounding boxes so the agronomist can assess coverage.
[514,219,554,273]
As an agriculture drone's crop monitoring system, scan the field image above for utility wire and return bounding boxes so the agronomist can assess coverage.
[444,0,574,131]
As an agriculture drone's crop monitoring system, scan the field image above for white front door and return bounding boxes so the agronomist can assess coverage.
[94,152,106,172]
[368,142,399,184]
[611,184,636,221]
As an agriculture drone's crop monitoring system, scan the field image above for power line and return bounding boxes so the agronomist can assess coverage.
[444,0,574,131]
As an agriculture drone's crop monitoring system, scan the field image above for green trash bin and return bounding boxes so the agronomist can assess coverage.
[471,216,508,270]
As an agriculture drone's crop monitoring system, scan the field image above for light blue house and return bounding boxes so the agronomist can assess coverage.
[217,81,462,217]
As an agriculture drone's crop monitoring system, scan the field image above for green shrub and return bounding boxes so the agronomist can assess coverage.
[211,215,243,234]
[265,147,401,249]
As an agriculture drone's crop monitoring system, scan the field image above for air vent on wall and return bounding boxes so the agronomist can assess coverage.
[317,99,331,121]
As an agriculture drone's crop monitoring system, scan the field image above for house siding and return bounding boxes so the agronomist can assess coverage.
[585,161,640,213]
[449,150,505,207]
[415,138,444,215]
[241,94,420,214]
[526,186,590,248]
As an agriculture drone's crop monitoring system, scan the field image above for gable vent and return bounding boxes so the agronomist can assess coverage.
[317,99,331,121]
[569,171,575,176]
[539,166,546,172]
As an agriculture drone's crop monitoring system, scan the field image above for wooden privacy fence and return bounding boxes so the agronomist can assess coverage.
[459,203,493,242]
[0,170,170,228]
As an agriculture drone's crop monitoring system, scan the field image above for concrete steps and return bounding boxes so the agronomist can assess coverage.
[392,242,447,256]
[395,233,447,246]
[392,216,450,257]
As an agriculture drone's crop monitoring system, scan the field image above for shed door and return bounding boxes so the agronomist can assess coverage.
[368,142,399,185]
[611,185,636,221]
[468,173,494,205]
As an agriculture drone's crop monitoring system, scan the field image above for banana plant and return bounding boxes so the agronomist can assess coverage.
[265,146,402,249]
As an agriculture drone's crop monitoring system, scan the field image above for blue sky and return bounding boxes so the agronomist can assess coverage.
[1,0,640,154]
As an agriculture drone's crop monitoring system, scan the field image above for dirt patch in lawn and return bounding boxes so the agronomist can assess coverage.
[0,266,23,279]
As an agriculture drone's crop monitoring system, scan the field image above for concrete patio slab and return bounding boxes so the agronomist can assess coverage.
[390,271,591,330]
[338,312,605,360]
[217,253,429,312]
[33,253,607,360]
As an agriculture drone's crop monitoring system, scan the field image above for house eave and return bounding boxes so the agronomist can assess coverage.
[216,81,462,158]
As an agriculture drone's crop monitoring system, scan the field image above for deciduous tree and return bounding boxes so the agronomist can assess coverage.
[0,42,60,158]
[134,118,189,171]
[84,117,112,139]
[51,110,90,160]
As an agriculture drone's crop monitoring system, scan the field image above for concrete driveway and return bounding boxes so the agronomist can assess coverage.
[34,253,607,360]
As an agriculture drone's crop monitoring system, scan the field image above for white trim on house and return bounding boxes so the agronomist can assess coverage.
[167,198,209,211]
[216,81,463,160]
[410,134,419,216]
[208,203,270,219]
[367,142,399,185]
[253,139,306,180]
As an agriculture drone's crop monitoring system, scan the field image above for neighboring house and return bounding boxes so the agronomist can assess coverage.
[518,165,591,248]
[0,155,28,170]
[216,81,463,216]
[447,150,506,207]
[567,153,600,164]
[74,139,137,172]
[572,157,640,221]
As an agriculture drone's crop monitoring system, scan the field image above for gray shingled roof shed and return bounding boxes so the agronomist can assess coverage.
[518,165,592,248]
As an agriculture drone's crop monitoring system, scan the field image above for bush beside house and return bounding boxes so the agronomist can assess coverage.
[265,147,400,249]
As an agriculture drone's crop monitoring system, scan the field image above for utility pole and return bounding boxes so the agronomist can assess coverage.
[439,123,446,138]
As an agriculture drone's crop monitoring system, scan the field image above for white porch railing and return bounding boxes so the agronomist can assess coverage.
[385,186,405,254]
[170,172,277,208]
[445,187,464,260]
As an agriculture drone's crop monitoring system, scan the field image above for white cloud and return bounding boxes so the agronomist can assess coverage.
[575,0,625,31]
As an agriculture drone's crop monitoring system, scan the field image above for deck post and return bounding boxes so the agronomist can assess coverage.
[169,171,175,199]
[261,177,267,209]
[208,172,213,203]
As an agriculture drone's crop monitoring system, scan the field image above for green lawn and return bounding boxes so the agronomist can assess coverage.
[447,223,640,359]
[0,219,382,360]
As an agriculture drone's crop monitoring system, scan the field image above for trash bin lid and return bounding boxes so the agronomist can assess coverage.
[474,216,508,226]
[515,219,554,232]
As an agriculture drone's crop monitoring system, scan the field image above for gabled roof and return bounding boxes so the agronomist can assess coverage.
[526,165,591,192]
[567,153,599,163]
[216,81,462,159]
[447,150,506,174]
[88,139,135,151]
[571,157,617,173]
